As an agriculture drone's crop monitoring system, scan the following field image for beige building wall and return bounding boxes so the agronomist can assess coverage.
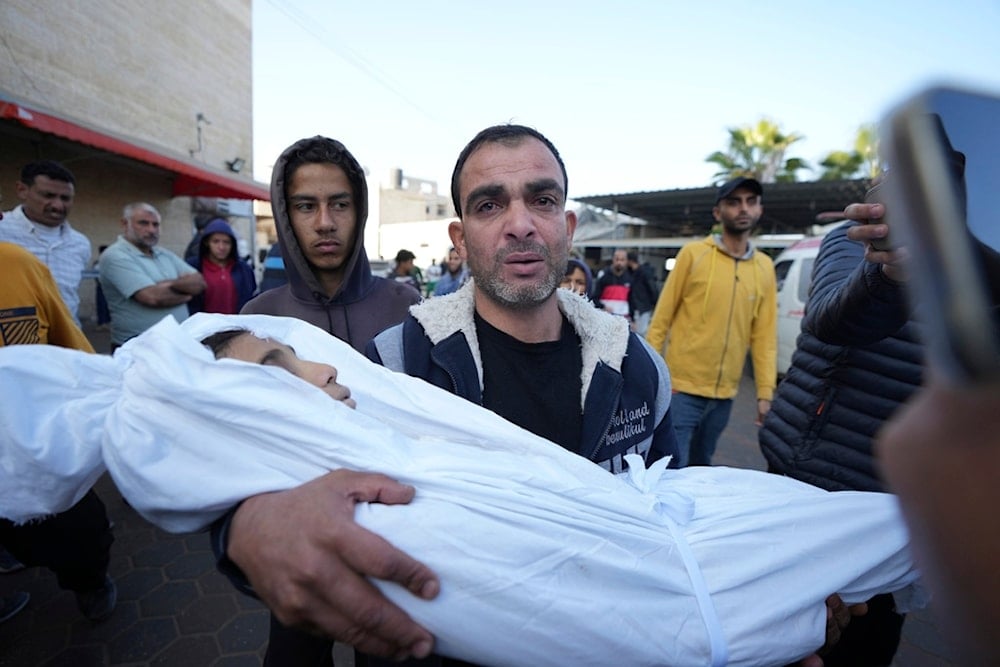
[376,168,453,265]
[0,0,256,321]
[379,169,452,225]
[1,0,253,173]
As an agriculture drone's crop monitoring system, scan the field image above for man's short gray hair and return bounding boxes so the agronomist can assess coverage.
[122,202,160,221]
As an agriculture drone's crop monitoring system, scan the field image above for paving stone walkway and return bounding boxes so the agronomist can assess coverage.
[0,475,269,666]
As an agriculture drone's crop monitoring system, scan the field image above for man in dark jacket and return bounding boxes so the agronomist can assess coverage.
[363,126,678,667]
[368,126,677,477]
[365,124,678,667]
[626,250,657,336]
[759,206,920,666]
[240,136,421,353]
[210,126,678,667]
[236,136,421,665]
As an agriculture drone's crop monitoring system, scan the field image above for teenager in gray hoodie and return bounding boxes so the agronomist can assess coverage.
[238,136,420,664]
[241,136,420,353]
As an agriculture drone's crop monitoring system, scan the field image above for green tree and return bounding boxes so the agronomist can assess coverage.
[818,123,881,180]
[705,118,811,184]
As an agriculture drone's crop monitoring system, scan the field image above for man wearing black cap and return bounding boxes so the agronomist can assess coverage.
[646,177,777,467]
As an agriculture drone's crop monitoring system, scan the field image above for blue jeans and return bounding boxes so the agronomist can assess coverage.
[669,392,734,467]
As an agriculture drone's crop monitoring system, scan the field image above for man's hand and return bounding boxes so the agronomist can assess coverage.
[878,378,1000,660]
[133,280,195,307]
[843,202,908,283]
[792,594,868,666]
[228,469,440,660]
[821,593,868,652]
[755,399,771,426]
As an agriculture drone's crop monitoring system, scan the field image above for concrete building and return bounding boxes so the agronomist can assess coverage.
[375,168,453,271]
[0,0,267,322]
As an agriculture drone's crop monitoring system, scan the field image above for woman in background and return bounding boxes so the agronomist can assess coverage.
[560,257,593,298]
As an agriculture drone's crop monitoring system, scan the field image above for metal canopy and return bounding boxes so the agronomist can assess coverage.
[575,179,869,237]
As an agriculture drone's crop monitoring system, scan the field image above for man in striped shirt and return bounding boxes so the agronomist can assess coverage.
[0,161,92,325]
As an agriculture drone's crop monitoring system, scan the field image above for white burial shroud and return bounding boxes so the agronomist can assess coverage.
[0,314,924,667]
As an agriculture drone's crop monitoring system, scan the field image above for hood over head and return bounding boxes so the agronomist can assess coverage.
[198,218,239,262]
[270,136,376,303]
[566,257,594,296]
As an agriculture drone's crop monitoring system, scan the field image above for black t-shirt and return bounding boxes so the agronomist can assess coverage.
[476,312,583,454]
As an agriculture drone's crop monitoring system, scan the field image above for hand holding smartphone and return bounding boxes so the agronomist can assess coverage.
[881,85,1000,384]
[862,180,893,252]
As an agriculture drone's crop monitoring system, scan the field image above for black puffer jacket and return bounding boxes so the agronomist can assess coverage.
[759,221,924,492]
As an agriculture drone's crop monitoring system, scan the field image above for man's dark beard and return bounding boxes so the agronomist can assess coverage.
[470,241,565,310]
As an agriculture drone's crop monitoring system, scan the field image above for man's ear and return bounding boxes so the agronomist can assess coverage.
[448,219,467,260]
[565,209,578,250]
[711,205,722,223]
[14,181,28,200]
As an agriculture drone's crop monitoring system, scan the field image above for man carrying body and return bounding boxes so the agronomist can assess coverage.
[240,136,421,352]
[592,248,632,318]
[0,161,92,325]
[369,126,676,474]
[646,177,777,467]
[212,125,679,665]
[98,202,205,351]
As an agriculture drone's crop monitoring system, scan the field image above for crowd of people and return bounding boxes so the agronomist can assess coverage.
[1,121,997,666]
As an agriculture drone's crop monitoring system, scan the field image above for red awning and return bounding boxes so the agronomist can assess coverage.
[0,100,269,201]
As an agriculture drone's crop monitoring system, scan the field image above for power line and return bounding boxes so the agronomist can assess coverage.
[263,0,447,128]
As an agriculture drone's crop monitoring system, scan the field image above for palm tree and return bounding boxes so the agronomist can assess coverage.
[705,118,811,184]
[818,123,882,180]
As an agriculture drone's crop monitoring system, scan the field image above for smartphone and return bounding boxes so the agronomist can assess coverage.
[881,84,1000,384]
[862,179,893,252]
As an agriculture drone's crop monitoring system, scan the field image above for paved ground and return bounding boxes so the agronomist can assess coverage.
[0,324,959,665]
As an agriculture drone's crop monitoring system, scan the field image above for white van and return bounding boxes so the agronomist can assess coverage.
[770,229,830,378]
[771,222,848,376]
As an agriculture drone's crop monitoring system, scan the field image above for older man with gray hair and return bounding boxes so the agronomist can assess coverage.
[98,202,205,351]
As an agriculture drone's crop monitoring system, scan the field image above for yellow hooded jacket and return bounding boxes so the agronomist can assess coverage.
[646,235,777,401]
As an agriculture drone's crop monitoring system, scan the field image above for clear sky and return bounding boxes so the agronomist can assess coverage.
[251,0,1000,201]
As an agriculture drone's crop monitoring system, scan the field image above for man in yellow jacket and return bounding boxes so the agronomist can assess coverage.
[0,242,118,622]
[646,177,777,467]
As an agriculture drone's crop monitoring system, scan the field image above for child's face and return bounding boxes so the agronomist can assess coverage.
[221,334,356,408]
[560,266,588,295]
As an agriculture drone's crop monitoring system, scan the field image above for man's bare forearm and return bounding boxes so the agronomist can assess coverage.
[170,272,207,295]
[133,281,194,307]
